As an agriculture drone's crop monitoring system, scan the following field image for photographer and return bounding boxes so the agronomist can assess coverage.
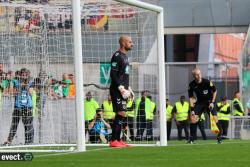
[88,108,111,143]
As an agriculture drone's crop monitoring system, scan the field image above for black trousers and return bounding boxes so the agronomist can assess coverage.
[136,116,153,141]
[176,120,189,140]
[167,121,172,140]
[8,108,34,144]
[193,120,207,140]
[218,120,229,137]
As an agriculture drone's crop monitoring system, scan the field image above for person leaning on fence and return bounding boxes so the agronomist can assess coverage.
[88,108,111,143]
[233,91,244,139]
[216,97,231,139]
[166,99,173,140]
[172,95,190,141]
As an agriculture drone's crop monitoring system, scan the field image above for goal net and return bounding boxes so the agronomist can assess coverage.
[0,0,165,152]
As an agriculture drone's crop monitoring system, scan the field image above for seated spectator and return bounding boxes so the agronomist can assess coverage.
[88,108,111,143]
[61,73,70,98]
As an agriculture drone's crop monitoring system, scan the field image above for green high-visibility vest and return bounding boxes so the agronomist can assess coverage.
[135,97,151,120]
[233,98,244,116]
[175,101,189,121]
[217,102,230,121]
[148,101,156,120]
[84,98,99,121]
[126,99,135,118]
[166,105,173,122]
[102,100,115,119]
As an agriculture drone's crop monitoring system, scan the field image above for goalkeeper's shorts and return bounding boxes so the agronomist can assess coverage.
[110,88,127,112]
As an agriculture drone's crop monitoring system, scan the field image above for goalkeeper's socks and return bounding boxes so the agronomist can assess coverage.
[112,114,124,141]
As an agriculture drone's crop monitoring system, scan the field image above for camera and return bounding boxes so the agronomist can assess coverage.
[96,113,101,118]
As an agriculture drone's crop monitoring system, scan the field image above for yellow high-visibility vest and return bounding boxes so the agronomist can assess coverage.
[126,99,135,118]
[102,100,115,119]
[166,105,173,122]
[84,99,99,121]
[217,102,230,121]
[135,97,151,120]
[233,98,244,116]
[175,101,189,121]
[148,101,156,120]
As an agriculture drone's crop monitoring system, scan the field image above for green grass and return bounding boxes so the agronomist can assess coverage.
[1,140,250,167]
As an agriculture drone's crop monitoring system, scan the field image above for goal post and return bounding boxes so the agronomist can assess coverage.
[115,0,166,146]
[0,0,166,153]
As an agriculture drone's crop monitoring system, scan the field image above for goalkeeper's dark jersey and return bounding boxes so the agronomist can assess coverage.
[110,51,129,89]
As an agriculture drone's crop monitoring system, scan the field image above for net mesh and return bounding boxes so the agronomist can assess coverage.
[0,0,160,151]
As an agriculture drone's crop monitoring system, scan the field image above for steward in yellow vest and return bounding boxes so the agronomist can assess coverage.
[172,95,190,140]
[135,90,152,141]
[84,92,99,121]
[216,97,231,138]
[124,97,135,141]
[166,99,173,140]
[233,92,244,116]
[217,98,231,121]
[102,95,115,120]
[232,91,244,139]
[146,95,156,141]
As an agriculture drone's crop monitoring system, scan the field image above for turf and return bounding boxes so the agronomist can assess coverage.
[1,140,250,167]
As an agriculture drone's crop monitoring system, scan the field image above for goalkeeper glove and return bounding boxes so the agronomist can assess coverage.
[118,85,130,99]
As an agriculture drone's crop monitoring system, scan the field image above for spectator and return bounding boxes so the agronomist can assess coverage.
[88,108,111,143]
[4,68,34,145]
[68,74,75,98]
[61,73,70,98]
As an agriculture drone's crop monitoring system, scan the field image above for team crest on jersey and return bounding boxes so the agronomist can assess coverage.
[112,62,117,67]
[203,90,208,94]
[125,66,129,74]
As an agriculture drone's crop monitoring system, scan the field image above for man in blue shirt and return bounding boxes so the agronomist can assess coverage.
[4,68,34,145]
[88,108,111,143]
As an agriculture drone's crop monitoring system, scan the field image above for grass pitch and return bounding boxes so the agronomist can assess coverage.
[1,140,250,167]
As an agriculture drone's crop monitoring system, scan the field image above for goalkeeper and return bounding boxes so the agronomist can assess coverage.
[188,68,222,144]
[109,35,133,147]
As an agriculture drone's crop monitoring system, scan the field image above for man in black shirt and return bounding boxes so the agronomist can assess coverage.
[109,35,133,147]
[188,68,222,144]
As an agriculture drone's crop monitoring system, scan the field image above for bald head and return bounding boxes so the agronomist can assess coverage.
[119,35,133,52]
[192,68,202,83]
